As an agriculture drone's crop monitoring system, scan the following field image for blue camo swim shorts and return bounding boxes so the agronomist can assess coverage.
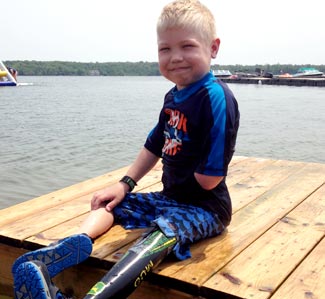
[113,192,225,260]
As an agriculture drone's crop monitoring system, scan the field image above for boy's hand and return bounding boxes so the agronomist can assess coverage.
[91,182,128,212]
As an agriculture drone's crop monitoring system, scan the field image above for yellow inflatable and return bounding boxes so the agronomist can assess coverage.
[0,70,8,77]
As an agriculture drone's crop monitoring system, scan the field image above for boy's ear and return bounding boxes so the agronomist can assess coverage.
[211,38,220,58]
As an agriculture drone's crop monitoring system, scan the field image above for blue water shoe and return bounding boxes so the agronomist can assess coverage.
[14,260,67,299]
[12,234,92,278]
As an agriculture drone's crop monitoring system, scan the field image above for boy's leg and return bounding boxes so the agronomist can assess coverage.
[77,207,114,239]
[12,234,93,279]
[157,204,225,260]
[12,207,113,278]
[114,191,225,260]
[78,192,178,299]
[84,227,177,299]
[12,228,177,299]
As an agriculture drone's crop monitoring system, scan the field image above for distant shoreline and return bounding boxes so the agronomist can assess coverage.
[4,60,325,77]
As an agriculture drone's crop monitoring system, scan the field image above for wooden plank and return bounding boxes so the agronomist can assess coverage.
[0,244,28,296]
[226,157,275,186]
[270,236,325,299]
[0,193,92,246]
[129,281,204,299]
[24,214,91,247]
[202,182,325,299]
[229,156,249,164]
[153,162,325,291]
[230,159,305,212]
[52,264,107,299]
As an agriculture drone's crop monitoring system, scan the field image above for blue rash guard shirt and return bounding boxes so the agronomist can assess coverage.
[144,72,240,226]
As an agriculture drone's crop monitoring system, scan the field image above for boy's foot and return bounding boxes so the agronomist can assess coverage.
[12,234,92,278]
[14,260,66,299]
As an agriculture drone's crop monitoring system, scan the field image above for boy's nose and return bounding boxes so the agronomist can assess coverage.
[170,50,183,63]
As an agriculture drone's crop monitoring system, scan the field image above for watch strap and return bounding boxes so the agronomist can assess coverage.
[119,176,137,192]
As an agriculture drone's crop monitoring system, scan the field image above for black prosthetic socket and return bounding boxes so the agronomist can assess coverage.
[84,227,177,299]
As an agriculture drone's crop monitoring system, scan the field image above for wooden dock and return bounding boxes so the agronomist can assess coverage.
[0,156,324,299]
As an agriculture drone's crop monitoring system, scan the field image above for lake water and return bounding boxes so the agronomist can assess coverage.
[1,76,324,209]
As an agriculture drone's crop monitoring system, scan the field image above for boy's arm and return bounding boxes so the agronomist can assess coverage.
[194,172,224,190]
[124,147,160,184]
[91,147,159,211]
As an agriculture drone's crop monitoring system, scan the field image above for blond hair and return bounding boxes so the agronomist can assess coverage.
[157,0,217,43]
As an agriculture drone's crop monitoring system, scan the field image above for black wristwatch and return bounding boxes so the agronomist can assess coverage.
[119,176,137,192]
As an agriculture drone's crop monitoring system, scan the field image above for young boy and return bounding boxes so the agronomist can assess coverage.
[12,1,239,298]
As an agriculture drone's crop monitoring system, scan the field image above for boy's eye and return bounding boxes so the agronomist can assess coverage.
[183,44,194,49]
[159,47,170,52]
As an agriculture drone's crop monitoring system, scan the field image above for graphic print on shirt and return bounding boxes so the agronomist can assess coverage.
[162,108,188,156]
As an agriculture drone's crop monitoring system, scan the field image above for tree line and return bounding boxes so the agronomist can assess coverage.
[3,61,161,76]
[4,60,325,76]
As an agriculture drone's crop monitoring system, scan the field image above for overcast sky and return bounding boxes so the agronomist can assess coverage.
[2,0,324,65]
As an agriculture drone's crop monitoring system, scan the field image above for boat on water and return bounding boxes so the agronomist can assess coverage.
[292,67,324,78]
[213,69,232,78]
[0,60,18,86]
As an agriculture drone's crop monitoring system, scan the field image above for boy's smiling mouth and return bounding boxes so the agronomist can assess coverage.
[169,66,191,73]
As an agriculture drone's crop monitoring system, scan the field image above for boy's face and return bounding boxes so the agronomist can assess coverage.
[157,27,219,90]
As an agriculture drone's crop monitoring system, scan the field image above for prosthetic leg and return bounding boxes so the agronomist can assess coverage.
[84,228,177,299]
